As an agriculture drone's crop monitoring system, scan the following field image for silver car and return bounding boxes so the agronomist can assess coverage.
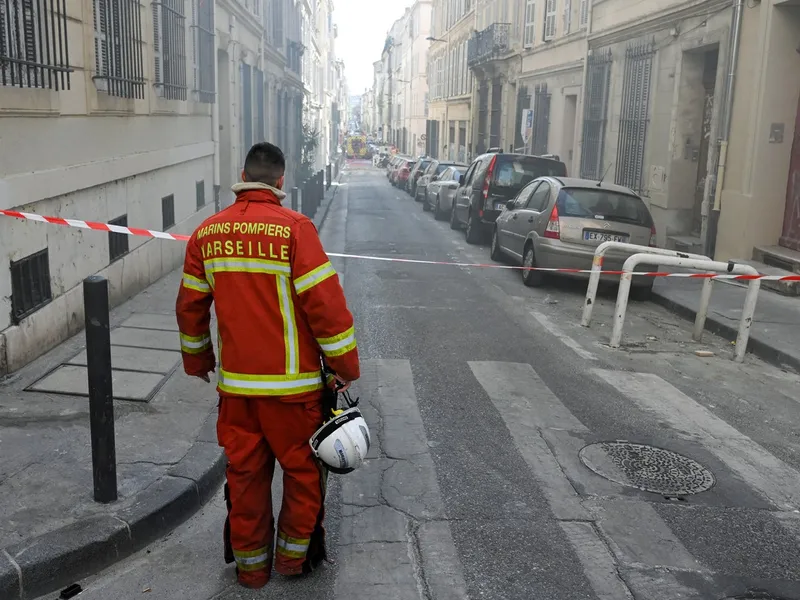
[414,160,461,203]
[423,165,468,220]
[491,177,658,297]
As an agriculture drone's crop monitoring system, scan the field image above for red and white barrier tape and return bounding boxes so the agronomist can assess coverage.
[2,208,799,282]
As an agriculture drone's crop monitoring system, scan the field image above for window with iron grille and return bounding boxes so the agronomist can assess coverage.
[532,83,550,155]
[523,0,535,48]
[579,0,588,27]
[579,48,612,180]
[242,63,252,153]
[10,248,51,324]
[196,180,205,209]
[543,0,557,40]
[93,0,145,98]
[162,194,175,229]
[255,68,265,143]
[192,0,214,103]
[0,0,72,89]
[108,215,129,262]
[615,40,655,194]
[153,0,186,99]
[489,79,502,149]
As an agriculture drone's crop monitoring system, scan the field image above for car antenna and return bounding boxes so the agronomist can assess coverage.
[597,162,613,187]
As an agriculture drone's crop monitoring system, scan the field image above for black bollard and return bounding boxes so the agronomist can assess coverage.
[84,275,117,503]
[291,186,299,212]
[326,164,332,190]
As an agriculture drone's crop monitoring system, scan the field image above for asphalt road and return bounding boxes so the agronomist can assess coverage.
[46,161,800,600]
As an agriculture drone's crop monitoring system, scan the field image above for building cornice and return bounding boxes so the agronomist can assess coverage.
[588,0,731,47]
[217,0,264,38]
[518,59,584,81]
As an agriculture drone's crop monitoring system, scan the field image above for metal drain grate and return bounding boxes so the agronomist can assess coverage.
[579,441,715,496]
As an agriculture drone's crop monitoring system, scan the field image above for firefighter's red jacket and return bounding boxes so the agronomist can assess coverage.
[176,182,360,402]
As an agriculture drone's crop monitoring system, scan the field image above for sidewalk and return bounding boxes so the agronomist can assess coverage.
[0,179,342,600]
[653,278,800,373]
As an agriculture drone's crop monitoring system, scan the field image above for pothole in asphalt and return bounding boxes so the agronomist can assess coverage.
[578,441,715,496]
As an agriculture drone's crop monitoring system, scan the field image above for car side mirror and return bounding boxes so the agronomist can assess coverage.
[458,175,465,185]
[506,199,515,210]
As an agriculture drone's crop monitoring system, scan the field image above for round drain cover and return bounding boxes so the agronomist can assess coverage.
[579,441,715,496]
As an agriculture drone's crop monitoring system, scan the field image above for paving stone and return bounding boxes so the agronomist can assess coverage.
[111,327,180,351]
[120,313,180,332]
[66,346,180,374]
[28,365,165,402]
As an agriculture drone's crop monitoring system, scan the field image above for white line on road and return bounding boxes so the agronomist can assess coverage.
[560,522,634,600]
[529,310,598,361]
[594,370,800,511]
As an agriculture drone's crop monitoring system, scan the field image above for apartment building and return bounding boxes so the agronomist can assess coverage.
[427,0,474,161]
[0,0,334,374]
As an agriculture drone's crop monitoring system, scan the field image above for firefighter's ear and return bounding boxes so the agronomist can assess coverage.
[276,175,285,190]
[241,169,248,182]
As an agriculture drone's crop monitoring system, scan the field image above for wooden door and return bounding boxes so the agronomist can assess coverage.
[780,93,800,251]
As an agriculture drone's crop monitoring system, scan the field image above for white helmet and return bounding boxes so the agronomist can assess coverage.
[310,406,371,474]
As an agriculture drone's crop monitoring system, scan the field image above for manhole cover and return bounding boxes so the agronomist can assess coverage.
[578,441,715,496]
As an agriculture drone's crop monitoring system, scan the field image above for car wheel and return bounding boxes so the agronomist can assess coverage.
[450,204,460,230]
[490,227,503,261]
[434,196,445,221]
[521,243,544,287]
[465,211,482,245]
[414,189,423,203]
[422,195,431,211]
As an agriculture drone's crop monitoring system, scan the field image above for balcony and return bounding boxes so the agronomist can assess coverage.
[468,23,512,68]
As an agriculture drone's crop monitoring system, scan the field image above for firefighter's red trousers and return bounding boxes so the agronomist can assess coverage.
[217,395,327,586]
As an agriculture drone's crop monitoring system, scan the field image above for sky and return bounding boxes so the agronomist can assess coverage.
[333,0,414,95]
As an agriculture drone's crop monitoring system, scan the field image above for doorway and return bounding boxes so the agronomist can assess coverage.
[780,92,800,251]
[693,49,718,236]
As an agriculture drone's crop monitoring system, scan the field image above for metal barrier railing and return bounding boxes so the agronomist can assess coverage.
[609,254,761,362]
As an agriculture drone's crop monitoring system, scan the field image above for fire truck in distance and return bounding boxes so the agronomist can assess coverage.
[345,134,368,159]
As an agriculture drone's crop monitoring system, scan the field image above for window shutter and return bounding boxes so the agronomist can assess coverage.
[152,1,162,85]
[94,0,109,77]
[523,0,535,48]
[580,0,588,26]
[564,0,571,34]
[544,0,556,40]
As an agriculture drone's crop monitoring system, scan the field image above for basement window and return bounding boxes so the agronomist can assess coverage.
[162,194,175,229]
[10,249,52,324]
[108,215,129,262]
[196,180,205,210]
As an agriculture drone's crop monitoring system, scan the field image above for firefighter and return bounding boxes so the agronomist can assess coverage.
[176,142,360,589]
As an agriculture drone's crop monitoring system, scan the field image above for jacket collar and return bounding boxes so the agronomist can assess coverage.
[231,182,287,205]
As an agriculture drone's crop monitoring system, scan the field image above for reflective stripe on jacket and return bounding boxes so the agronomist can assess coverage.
[176,182,360,401]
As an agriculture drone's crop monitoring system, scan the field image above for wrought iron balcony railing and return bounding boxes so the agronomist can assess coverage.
[468,23,512,68]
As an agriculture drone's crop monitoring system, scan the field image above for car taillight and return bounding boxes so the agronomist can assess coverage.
[482,156,497,201]
[544,205,560,239]
[649,225,657,247]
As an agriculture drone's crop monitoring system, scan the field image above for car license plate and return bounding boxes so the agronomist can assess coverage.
[584,231,628,243]
[494,202,505,211]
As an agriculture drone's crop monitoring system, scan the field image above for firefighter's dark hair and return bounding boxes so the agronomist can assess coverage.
[244,142,286,186]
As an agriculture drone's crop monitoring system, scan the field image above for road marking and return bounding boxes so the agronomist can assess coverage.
[469,361,705,598]
[529,310,598,361]
[336,360,468,600]
[594,370,800,511]
[560,522,634,600]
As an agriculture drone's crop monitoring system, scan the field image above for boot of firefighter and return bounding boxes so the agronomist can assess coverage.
[302,521,328,574]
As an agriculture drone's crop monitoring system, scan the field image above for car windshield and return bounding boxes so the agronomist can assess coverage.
[556,188,654,227]
[492,157,567,189]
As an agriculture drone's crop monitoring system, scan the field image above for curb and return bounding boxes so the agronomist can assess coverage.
[0,412,225,600]
[652,291,800,374]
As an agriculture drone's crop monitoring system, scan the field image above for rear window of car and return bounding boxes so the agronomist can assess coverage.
[556,188,654,228]
[405,161,416,169]
[492,156,567,189]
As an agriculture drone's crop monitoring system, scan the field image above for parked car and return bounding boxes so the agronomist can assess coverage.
[389,156,412,185]
[423,165,468,219]
[386,155,402,178]
[450,152,568,244]
[408,159,433,196]
[414,160,463,203]
[395,159,416,188]
[490,176,658,297]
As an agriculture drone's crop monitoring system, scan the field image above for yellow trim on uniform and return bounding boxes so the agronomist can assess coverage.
[316,326,357,358]
[276,276,300,374]
[276,532,309,559]
[294,261,336,294]
[204,257,291,277]
[233,546,270,572]
[218,369,324,396]
[179,332,212,354]
[182,273,211,293]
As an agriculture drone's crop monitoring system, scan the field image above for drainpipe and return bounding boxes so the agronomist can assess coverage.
[705,0,745,258]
